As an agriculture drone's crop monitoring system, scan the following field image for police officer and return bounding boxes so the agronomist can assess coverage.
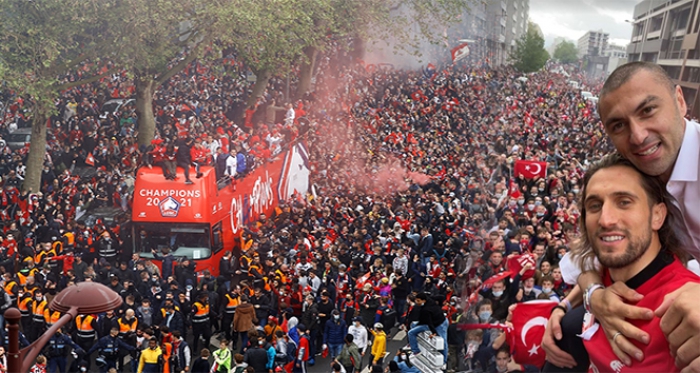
[86,327,136,373]
[43,327,83,373]
[190,292,211,353]
[0,324,29,349]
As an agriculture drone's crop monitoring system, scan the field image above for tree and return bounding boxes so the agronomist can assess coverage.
[293,0,473,99]
[553,41,578,64]
[0,0,121,192]
[510,22,550,73]
[113,0,223,146]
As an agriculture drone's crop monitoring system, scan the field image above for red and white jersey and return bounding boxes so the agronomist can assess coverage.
[585,254,700,373]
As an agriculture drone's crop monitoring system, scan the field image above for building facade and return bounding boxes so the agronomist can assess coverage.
[627,0,700,117]
[478,0,530,66]
[578,30,610,57]
[605,44,629,74]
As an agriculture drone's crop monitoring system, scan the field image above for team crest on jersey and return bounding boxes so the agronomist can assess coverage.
[159,196,181,217]
[610,360,624,373]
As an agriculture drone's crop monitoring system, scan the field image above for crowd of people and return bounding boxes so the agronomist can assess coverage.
[0,37,698,373]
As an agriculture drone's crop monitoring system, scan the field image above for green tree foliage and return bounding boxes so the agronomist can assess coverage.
[0,0,122,192]
[553,41,578,64]
[510,22,550,73]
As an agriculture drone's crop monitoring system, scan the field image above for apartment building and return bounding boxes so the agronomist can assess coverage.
[578,30,610,57]
[626,0,700,117]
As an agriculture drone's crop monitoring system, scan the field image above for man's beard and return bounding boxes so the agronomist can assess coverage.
[591,223,651,269]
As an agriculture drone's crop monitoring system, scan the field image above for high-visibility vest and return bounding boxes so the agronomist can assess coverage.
[159,306,180,318]
[45,310,61,326]
[17,269,37,286]
[4,281,17,299]
[35,248,56,265]
[274,269,288,284]
[224,294,240,314]
[63,232,75,247]
[31,299,47,323]
[52,241,63,255]
[18,296,32,317]
[117,318,138,337]
[75,315,96,339]
[191,302,209,323]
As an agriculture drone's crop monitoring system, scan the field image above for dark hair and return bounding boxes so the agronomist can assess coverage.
[573,153,689,269]
[496,345,511,357]
[415,292,428,301]
[600,62,675,103]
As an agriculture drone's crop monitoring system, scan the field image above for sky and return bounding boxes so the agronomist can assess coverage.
[530,0,639,48]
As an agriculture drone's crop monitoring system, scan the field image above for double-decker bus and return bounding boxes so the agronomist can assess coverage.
[130,141,310,276]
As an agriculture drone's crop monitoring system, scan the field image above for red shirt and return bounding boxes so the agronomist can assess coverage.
[298,334,310,361]
[585,254,700,373]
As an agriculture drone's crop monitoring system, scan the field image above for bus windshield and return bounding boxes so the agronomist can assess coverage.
[133,223,212,260]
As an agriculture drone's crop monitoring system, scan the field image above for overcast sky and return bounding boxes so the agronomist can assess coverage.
[530,0,638,48]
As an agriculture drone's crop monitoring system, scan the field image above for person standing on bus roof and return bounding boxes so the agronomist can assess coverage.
[225,148,238,179]
[176,137,194,185]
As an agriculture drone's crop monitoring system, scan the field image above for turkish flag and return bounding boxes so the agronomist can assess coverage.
[507,253,536,280]
[509,300,558,368]
[85,152,95,166]
[451,43,470,63]
[514,160,547,179]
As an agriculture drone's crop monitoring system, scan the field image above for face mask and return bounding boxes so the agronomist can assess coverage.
[551,194,559,198]
[535,201,542,206]
[538,187,545,192]
[492,290,504,297]
[355,322,361,327]
[400,354,407,361]
[35,296,42,301]
[558,253,564,259]
[517,199,525,205]
[508,201,516,206]
[479,311,492,321]
[339,272,345,276]
[542,287,552,294]
[524,286,533,292]
[334,315,340,320]
[572,189,579,194]
[527,204,535,210]
[536,212,545,217]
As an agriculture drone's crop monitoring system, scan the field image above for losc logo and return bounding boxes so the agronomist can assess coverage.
[159,196,181,218]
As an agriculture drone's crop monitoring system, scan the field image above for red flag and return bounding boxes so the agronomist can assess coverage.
[508,179,521,199]
[507,254,536,280]
[509,300,558,368]
[481,271,512,290]
[85,153,95,166]
[451,43,470,63]
[514,160,547,179]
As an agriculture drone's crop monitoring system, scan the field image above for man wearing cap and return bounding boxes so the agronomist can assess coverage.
[370,323,386,366]
[323,309,347,360]
[294,323,310,373]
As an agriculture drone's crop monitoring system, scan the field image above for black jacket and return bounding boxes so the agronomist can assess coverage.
[244,345,269,372]
[191,357,210,373]
[417,297,446,334]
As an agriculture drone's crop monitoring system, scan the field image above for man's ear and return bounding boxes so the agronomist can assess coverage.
[651,202,667,231]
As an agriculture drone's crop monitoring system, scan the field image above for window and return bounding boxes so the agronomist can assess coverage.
[134,223,212,260]
[672,7,691,30]
[665,36,684,59]
[651,16,663,32]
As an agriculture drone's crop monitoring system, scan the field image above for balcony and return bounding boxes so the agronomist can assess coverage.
[632,35,644,42]
[647,29,662,39]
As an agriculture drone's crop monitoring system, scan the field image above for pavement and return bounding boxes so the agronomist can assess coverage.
[305,329,408,373]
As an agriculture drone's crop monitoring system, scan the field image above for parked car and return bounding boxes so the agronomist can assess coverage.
[5,127,32,150]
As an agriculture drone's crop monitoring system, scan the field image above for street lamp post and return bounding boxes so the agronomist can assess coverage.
[4,282,123,373]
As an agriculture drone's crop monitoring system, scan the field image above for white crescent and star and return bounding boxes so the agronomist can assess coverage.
[530,163,542,175]
[520,316,547,344]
